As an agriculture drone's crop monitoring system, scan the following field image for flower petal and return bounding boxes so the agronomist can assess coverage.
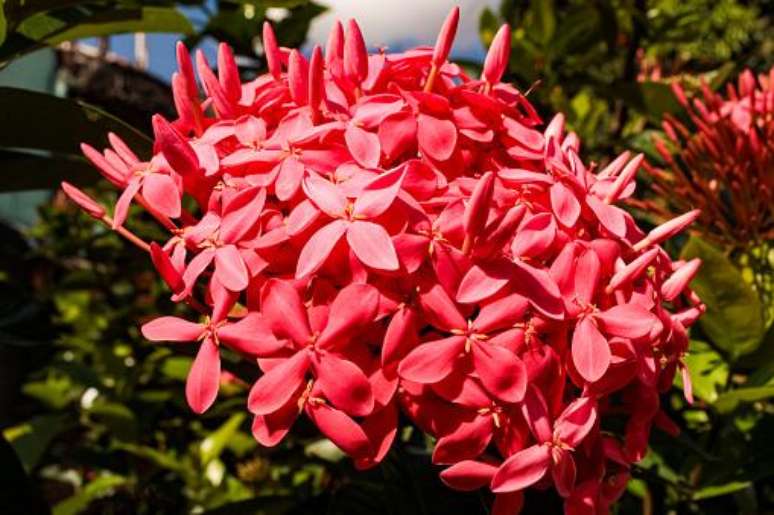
[346,221,399,271]
[318,283,379,348]
[214,245,249,292]
[417,113,457,161]
[306,403,371,457]
[296,219,349,278]
[313,352,374,417]
[398,336,465,384]
[571,317,611,383]
[345,124,381,168]
[141,316,203,342]
[472,343,527,404]
[248,350,310,415]
[260,279,312,344]
[185,337,220,414]
[440,460,498,491]
[217,313,285,356]
[490,444,551,493]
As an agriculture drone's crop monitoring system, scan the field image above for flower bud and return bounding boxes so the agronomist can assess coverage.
[482,24,511,84]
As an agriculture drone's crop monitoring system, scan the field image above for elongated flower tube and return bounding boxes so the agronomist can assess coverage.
[60,7,702,514]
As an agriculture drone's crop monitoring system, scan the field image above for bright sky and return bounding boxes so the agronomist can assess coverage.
[104,0,496,81]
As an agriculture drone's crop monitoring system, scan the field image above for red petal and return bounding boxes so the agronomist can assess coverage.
[251,394,300,447]
[217,313,284,356]
[313,352,374,417]
[141,316,203,342]
[142,174,181,219]
[456,261,512,304]
[178,248,215,298]
[296,220,349,278]
[214,245,249,292]
[398,336,464,384]
[306,403,371,457]
[301,172,347,218]
[318,283,379,348]
[550,182,580,228]
[551,448,577,498]
[247,350,310,415]
[379,111,417,161]
[473,293,529,333]
[353,167,405,219]
[440,460,498,491]
[463,172,495,239]
[511,212,557,258]
[482,24,511,84]
[185,338,220,414]
[260,279,312,344]
[571,317,611,383]
[490,444,551,493]
[472,343,527,404]
[596,304,658,339]
[555,396,597,448]
[417,113,457,161]
[220,187,266,242]
[511,259,564,320]
[432,414,492,464]
[418,281,466,331]
[586,195,626,238]
[345,124,381,168]
[112,179,141,228]
[382,307,419,366]
[346,221,399,271]
[355,402,398,470]
[275,157,305,201]
[520,386,552,443]
[573,248,601,306]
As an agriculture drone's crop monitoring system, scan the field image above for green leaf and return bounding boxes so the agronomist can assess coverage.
[199,413,246,465]
[53,473,127,515]
[533,0,556,45]
[86,401,138,441]
[613,81,683,122]
[113,442,182,471]
[3,414,69,471]
[0,0,7,46]
[681,237,765,359]
[680,340,728,403]
[22,375,77,409]
[35,7,193,45]
[160,355,192,381]
[0,149,96,192]
[693,481,752,500]
[479,6,499,46]
[714,386,774,414]
[0,87,151,157]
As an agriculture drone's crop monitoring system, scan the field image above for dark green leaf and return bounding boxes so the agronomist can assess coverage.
[0,87,151,157]
[0,149,96,192]
[52,474,127,515]
[681,237,765,358]
[3,414,69,471]
[479,7,499,46]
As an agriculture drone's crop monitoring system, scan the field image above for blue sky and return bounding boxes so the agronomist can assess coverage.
[104,0,497,82]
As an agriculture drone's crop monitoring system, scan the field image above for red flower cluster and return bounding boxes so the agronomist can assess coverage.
[635,67,774,252]
[62,8,704,513]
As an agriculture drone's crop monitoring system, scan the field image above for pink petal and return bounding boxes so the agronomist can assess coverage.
[301,172,347,218]
[571,317,611,383]
[473,293,529,333]
[381,306,419,366]
[178,248,216,299]
[511,212,557,258]
[554,396,597,448]
[456,261,512,304]
[306,403,372,457]
[463,171,495,239]
[520,386,553,443]
[432,414,492,464]
[345,124,381,168]
[398,336,465,384]
[379,111,417,161]
[586,195,626,238]
[260,279,312,344]
[296,219,349,279]
[573,248,601,306]
[551,449,577,498]
[217,313,284,356]
[112,179,141,228]
[214,245,249,292]
[318,283,379,348]
[247,350,310,415]
[353,167,405,219]
[471,343,527,404]
[511,259,564,320]
[550,182,580,228]
[346,221,399,271]
[141,316,203,342]
[440,460,498,491]
[490,444,551,493]
[220,187,266,242]
[251,394,300,447]
[313,352,374,417]
[418,281,467,331]
[482,24,511,84]
[142,173,181,219]
[275,157,305,201]
[596,304,658,339]
[417,113,457,161]
[185,337,220,414]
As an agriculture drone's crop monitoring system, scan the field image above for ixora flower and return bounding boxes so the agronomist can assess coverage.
[634,67,774,253]
[61,7,704,513]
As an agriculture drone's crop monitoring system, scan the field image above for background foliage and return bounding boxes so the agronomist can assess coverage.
[0,0,772,514]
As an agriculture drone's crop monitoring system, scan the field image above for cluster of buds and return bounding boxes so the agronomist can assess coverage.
[61,8,703,514]
[634,67,774,252]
